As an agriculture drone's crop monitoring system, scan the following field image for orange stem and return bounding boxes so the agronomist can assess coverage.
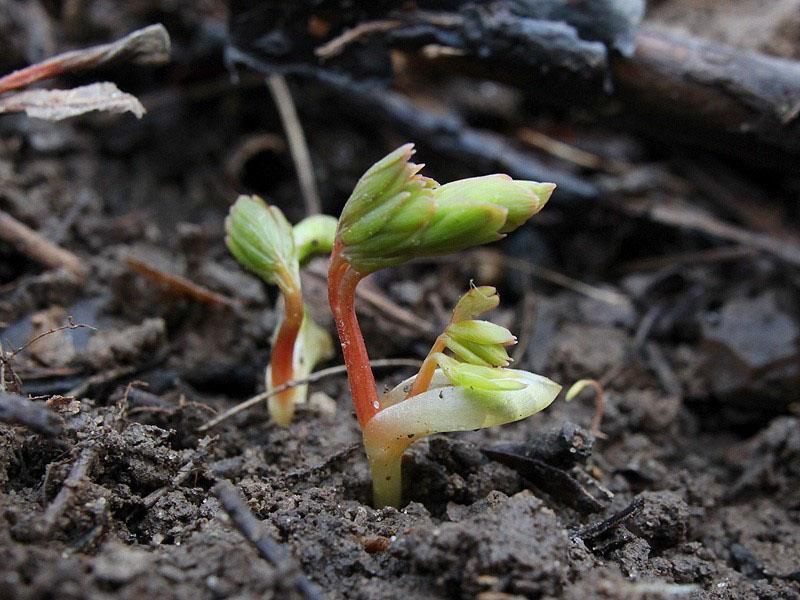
[328,243,379,428]
[406,335,447,398]
[270,283,304,414]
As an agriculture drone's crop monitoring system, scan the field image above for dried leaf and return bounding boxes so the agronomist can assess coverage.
[0,83,145,121]
[0,24,170,93]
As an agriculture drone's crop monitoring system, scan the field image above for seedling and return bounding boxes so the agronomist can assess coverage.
[366,285,562,506]
[327,144,560,506]
[226,196,337,425]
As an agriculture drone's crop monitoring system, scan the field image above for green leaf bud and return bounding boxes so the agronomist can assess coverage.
[434,353,526,393]
[338,144,435,235]
[414,199,508,257]
[451,286,499,322]
[225,195,299,293]
[336,145,556,274]
[432,175,554,233]
[447,320,516,346]
[442,335,512,367]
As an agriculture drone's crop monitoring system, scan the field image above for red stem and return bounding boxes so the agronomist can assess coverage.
[328,243,379,428]
[270,283,304,411]
[406,335,446,398]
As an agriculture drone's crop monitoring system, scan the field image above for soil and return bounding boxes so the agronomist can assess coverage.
[1,3,799,600]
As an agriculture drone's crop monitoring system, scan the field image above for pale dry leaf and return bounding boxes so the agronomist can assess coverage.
[0,83,145,121]
[0,23,171,93]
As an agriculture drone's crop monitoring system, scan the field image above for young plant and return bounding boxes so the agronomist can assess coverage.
[327,144,559,506]
[366,285,562,506]
[226,196,337,426]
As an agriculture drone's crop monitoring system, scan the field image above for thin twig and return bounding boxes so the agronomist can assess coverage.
[621,198,800,267]
[425,251,632,308]
[66,365,137,399]
[574,496,645,543]
[126,257,240,309]
[517,128,627,174]
[142,436,215,508]
[198,358,422,432]
[305,264,435,334]
[40,446,96,536]
[617,245,757,273]
[265,75,321,215]
[0,209,88,279]
[502,254,632,308]
[212,480,322,600]
[9,318,95,359]
[314,19,402,60]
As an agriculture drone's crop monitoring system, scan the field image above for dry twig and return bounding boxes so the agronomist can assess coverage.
[199,358,422,432]
[1,318,93,394]
[265,75,321,215]
[314,20,402,60]
[0,210,88,279]
[305,264,435,334]
[517,128,627,173]
[40,446,96,536]
[142,436,216,508]
[212,480,322,600]
[126,257,241,309]
[621,199,800,267]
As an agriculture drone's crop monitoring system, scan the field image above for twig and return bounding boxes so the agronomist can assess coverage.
[620,199,800,268]
[40,446,96,536]
[0,392,63,436]
[617,245,757,273]
[502,254,632,309]
[314,19,402,60]
[142,436,215,508]
[65,365,138,399]
[1,320,91,394]
[356,280,436,334]
[212,480,322,600]
[198,358,422,432]
[126,257,240,309]
[224,132,285,183]
[265,75,321,215]
[574,495,645,543]
[0,209,88,279]
[0,24,170,93]
[516,128,627,174]
[305,264,435,334]
[9,318,95,360]
[426,251,633,308]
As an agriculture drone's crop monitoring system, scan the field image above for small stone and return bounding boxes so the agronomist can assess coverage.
[93,542,152,584]
[627,491,690,550]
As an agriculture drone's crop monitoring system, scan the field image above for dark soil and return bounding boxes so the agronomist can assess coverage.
[1,2,799,599]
